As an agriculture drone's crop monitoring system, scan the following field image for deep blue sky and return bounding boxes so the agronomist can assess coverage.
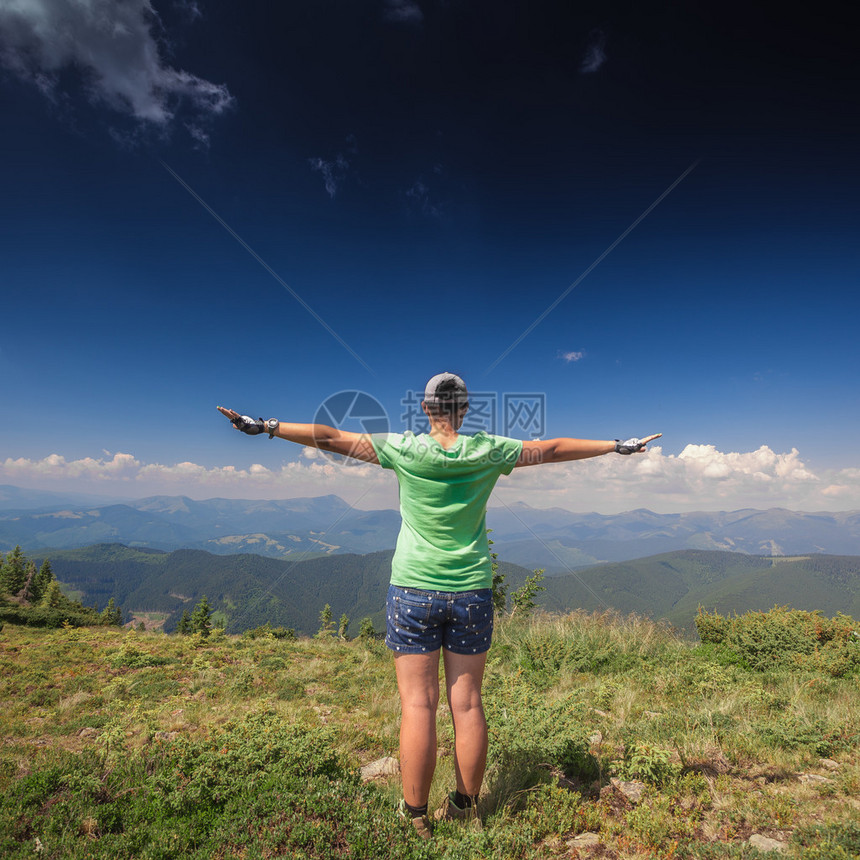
[1,1,857,512]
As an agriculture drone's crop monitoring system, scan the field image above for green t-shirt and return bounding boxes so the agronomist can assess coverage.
[371,431,523,591]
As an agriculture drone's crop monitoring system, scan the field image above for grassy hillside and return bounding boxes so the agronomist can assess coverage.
[1,610,858,858]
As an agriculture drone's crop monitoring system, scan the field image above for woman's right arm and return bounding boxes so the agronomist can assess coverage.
[269,420,379,463]
[217,407,380,464]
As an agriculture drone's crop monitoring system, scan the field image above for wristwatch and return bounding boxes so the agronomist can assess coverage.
[266,419,279,439]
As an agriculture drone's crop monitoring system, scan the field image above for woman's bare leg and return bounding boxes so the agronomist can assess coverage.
[393,651,441,807]
[442,649,488,797]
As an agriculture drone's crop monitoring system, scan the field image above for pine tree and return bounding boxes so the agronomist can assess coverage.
[190,596,212,636]
[317,604,334,638]
[1,546,26,597]
[176,610,191,635]
[100,598,122,626]
[358,617,376,641]
[40,580,65,609]
[337,613,350,640]
[33,560,54,604]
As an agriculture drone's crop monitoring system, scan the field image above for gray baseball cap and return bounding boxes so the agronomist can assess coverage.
[423,372,469,406]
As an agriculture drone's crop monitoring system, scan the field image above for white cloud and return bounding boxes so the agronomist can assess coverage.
[4,444,860,514]
[405,178,443,218]
[1,452,142,481]
[580,29,606,74]
[560,350,584,363]
[0,0,233,128]
[383,0,424,26]
[0,451,399,509]
[309,154,350,198]
[496,444,858,514]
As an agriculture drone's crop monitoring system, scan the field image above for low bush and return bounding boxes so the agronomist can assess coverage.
[497,609,682,686]
[483,675,598,805]
[108,642,173,669]
[0,711,440,860]
[695,607,860,676]
[792,821,860,860]
[612,741,681,786]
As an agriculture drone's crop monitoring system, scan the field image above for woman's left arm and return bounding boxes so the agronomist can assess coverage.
[515,433,661,467]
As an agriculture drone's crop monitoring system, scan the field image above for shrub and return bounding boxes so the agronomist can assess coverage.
[752,714,847,757]
[483,675,598,804]
[0,712,439,860]
[612,741,681,786]
[358,617,377,641]
[694,607,860,675]
[109,642,172,669]
[792,821,860,860]
[488,530,508,612]
[151,712,345,813]
[498,610,679,686]
[241,622,296,640]
[510,569,545,618]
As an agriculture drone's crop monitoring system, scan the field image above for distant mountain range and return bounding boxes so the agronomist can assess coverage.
[3,486,860,571]
[0,490,400,559]
[485,504,860,571]
[0,484,129,511]
[35,544,860,636]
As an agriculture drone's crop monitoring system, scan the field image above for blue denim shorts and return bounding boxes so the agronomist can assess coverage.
[386,585,494,655]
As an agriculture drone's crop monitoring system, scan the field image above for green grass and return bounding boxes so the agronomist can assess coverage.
[1,609,858,858]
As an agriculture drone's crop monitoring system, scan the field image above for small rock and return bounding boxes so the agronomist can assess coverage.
[153,730,179,741]
[359,756,400,782]
[77,727,99,739]
[819,758,840,771]
[568,832,601,849]
[588,731,603,746]
[798,773,834,785]
[748,834,787,853]
[610,778,646,804]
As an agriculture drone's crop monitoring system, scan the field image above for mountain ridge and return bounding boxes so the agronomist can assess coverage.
[33,543,860,636]
[3,488,860,567]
